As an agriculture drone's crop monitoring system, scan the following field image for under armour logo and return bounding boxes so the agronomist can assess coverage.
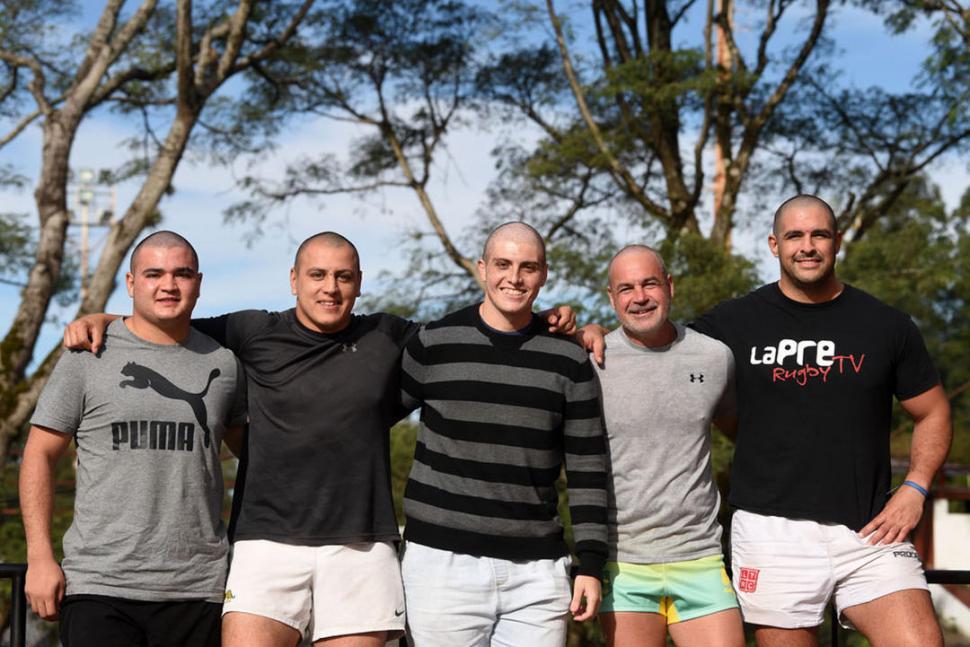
[690,373,704,383]
[342,343,357,353]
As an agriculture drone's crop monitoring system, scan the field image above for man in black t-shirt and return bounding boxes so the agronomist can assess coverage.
[691,195,951,647]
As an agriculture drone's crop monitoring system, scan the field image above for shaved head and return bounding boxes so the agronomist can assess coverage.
[482,222,546,265]
[607,245,667,286]
[130,231,198,272]
[773,195,837,235]
[295,231,360,271]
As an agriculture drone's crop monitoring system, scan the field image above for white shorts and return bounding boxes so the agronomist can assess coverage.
[223,539,405,641]
[401,542,571,647]
[730,510,928,629]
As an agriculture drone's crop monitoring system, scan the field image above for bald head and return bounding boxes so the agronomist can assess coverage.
[607,245,667,286]
[773,195,837,235]
[130,231,198,272]
[482,222,546,265]
[295,231,360,271]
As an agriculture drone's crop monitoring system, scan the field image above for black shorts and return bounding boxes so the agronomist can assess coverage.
[59,594,221,647]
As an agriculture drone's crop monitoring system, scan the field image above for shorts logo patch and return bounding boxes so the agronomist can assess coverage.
[738,567,760,593]
[892,550,919,559]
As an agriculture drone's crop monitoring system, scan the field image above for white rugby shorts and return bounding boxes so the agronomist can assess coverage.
[730,509,928,629]
[223,539,405,641]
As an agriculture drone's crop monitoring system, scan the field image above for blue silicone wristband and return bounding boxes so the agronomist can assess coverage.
[902,480,929,497]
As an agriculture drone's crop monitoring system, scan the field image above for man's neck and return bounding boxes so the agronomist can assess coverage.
[777,276,844,304]
[478,302,533,332]
[124,316,191,345]
[623,320,677,348]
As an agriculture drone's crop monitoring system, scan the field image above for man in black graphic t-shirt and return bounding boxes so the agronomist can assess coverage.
[692,195,951,647]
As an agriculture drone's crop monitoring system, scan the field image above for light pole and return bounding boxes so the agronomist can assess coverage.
[71,168,115,303]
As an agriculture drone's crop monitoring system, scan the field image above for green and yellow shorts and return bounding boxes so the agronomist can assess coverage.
[600,555,739,623]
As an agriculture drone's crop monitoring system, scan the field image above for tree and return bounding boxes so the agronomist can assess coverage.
[0,0,315,465]
[227,0,488,291]
[477,0,970,258]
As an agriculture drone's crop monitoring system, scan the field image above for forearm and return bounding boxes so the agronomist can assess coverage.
[906,408,952,487]
[19,450,58,563]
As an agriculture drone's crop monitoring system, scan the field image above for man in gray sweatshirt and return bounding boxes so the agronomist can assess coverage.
[593,245,743,647]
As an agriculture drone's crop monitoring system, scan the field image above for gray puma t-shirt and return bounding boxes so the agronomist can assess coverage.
[31,319,246,601]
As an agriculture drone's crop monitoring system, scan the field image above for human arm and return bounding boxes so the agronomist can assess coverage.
[63,313,121,353]
[859,384,951,545]
[20,426,73,620]
[570,574,602,621]
[563,359,609,612]
[538,304,577,335]
[575,323,609,367]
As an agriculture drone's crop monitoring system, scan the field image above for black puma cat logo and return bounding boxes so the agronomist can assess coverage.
[119,363,221,448]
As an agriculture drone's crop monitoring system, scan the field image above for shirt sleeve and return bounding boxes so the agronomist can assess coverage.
[689,304,728,343]
[714,342,738,422]
[227,356,248,428]
[30,351,87,435]
[399,329,427,414]
[563,358,609,579]
[191,315,231,348]
[893,316,940,401]
[192,310,273,353]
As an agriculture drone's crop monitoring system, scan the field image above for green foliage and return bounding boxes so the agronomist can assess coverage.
[390,420,418,525]
[659,234,760,324]
[840,178,970,465]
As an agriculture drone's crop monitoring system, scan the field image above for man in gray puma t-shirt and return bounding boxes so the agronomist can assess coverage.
[20,232,245,647]
[594,245,743,647]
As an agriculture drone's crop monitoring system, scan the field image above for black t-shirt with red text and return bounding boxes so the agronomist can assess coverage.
[691,283,939,531]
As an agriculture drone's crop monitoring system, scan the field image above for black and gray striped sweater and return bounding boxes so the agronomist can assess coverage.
[401,304,609,578]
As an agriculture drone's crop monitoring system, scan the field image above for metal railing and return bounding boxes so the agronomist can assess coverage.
[0,564,27,647]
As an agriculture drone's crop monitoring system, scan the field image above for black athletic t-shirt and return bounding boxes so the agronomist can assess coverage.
[691,283,939,531]
[193,310,420,545]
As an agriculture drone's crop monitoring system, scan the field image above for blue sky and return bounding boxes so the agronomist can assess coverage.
[0,1,967,365]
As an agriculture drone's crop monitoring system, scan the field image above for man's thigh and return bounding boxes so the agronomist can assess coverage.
[831,534,930,628]
[667,609,745,647]
[60,595,221,647]
[730,511,833,629]
[599,612,668,647]
[401,542,497,647]
[841,588,942,647]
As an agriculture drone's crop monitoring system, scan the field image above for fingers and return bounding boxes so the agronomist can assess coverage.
[90,325,104,353]
[860,489,923,545]
[591,335,605,368]
[25,582,63,620]
[25,561,65,621]
[570,576,602,622]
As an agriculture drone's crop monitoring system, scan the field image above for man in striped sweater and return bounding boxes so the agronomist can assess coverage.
[400,222,608,646]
